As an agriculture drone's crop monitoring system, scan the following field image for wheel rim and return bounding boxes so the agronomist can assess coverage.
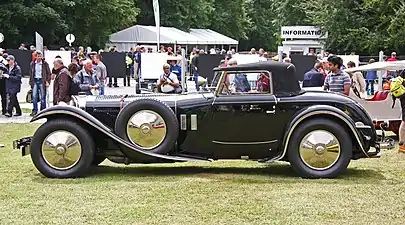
[299,130,341,170]
[126,110,167,150]
[41,131,82,170]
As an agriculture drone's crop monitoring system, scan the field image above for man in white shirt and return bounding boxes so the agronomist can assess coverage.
[157,63,181,93]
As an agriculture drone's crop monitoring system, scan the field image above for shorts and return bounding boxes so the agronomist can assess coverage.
[400,97,405,121]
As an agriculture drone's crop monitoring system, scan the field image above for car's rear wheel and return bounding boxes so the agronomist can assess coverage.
[115,98,179,155]
[30,119,95,178]
[288,118,352,178]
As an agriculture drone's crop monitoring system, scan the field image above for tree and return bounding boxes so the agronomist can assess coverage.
[0,1,70,48]
[240,0,279,51]
[135,0,214,31]
[67,0,139,49]
[208,0,252,41]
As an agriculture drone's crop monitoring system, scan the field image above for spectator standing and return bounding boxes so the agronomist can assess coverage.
[323,56,351,96]
[191,49,200,91]
[169,60,182,82]
[365,59,377,95]
[0,55,7,115]
[303,62,325,87]
[4,55,22,117]
[29,50,51,116]
[135,46,142,80]
[52,59,71,106]
[347,61,367,98]
[124,55,132,87]
[107,47,118,87]
[93,54,108,95]
[18,44,27,50]
[128,47,136,78]
[387,52,397,62]
[75,59,100,95]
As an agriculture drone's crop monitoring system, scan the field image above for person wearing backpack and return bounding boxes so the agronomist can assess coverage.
[390,72,405,153]
[52,58,72,106]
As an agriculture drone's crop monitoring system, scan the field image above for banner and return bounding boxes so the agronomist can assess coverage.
[152,0,160,49]
[35,32,43,54]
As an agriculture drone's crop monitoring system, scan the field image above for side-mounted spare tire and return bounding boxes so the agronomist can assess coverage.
[114,98,179,155]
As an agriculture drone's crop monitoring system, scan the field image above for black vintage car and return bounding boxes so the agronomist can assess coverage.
[14,61,393,179]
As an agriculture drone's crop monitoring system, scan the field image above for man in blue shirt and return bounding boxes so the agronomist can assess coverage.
[28,50,51,116]
[366,59,377,95]
[169,60,182,81]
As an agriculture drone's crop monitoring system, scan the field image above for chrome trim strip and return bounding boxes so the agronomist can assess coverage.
[212,140,278,145]
[190,114,197,130]
[275,108,369,161]
[180,114,187,130]
[32,110,208,162]
[356,125,372,129]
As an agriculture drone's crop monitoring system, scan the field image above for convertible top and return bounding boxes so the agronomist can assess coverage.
[345,60,405,72]
[213,61,303,97]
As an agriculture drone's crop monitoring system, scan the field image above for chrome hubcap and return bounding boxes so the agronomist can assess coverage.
[127,110,167,150]
[299,130,341,170]
[41,131,82,170]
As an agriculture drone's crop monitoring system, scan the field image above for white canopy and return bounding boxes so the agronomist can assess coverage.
[109,25,238,46]
[345,60,405,72]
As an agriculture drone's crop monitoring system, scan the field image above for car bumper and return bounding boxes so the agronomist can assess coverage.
[13,137,32,157]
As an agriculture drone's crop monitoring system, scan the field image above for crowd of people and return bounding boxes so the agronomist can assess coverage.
[0,48,108,118]
[302,51,401,98]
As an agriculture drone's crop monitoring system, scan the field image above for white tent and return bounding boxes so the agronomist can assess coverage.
[108,25,238,51]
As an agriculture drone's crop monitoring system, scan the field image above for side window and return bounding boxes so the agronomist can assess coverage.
[219,71,272,95]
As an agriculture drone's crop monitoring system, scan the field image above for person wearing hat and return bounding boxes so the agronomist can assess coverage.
[157,63,181,94]
[29,50,51,116]
[168,59,181,82]
[3,55,22,117]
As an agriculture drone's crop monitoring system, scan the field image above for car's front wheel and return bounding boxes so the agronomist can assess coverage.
[30,119,95,178]
[288,118,352,178]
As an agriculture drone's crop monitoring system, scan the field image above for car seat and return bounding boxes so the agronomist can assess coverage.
[366,90,389,101]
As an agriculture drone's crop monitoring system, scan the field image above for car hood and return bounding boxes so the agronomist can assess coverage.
[80,92,215,108]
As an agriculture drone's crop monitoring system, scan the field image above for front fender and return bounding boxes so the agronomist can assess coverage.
[31,106,207,162]
[275,104,368,161]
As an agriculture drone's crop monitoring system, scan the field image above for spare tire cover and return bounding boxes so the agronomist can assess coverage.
[115,98,179,154]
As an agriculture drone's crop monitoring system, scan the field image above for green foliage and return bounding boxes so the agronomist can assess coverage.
[1,0,405,54]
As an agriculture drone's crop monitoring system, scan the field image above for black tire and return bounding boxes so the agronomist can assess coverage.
[30,119,95,178]
[91,156,106,166]
[115,98,179,154]
[288,118,352,179]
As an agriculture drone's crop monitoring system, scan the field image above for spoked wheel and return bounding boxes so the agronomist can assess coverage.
[30,119,95,178]
[288,118,352,179]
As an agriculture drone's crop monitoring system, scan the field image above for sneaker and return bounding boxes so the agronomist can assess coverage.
[399,144,405,153]
[14,113,22,117]
[4,113,11,117]
[30,111,37,117]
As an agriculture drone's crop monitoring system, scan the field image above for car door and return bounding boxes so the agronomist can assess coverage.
[210,93,284,160]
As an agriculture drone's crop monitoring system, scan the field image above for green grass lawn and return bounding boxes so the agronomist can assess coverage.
[1,124,405,224]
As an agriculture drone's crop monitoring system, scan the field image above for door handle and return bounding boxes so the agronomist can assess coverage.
[266,110,276,114]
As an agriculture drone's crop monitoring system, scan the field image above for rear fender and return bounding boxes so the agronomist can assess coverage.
[275,105,369,161]
[31,106,207,162]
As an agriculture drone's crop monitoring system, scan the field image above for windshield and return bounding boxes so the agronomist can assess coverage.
[208,71,223,91]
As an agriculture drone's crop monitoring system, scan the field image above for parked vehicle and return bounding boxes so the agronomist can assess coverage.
[13,61,394,179]
[344,60,405,136]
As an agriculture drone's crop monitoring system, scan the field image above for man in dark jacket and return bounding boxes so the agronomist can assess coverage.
[191,49,200,91]
[303,62,325,87]
[52,59,71,106]
[3,55,22,117]
[29,50,51,116]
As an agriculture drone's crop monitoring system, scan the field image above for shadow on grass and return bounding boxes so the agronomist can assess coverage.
[77,163,386,183]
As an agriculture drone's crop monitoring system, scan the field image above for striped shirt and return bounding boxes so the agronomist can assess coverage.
[324,71,351,94]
